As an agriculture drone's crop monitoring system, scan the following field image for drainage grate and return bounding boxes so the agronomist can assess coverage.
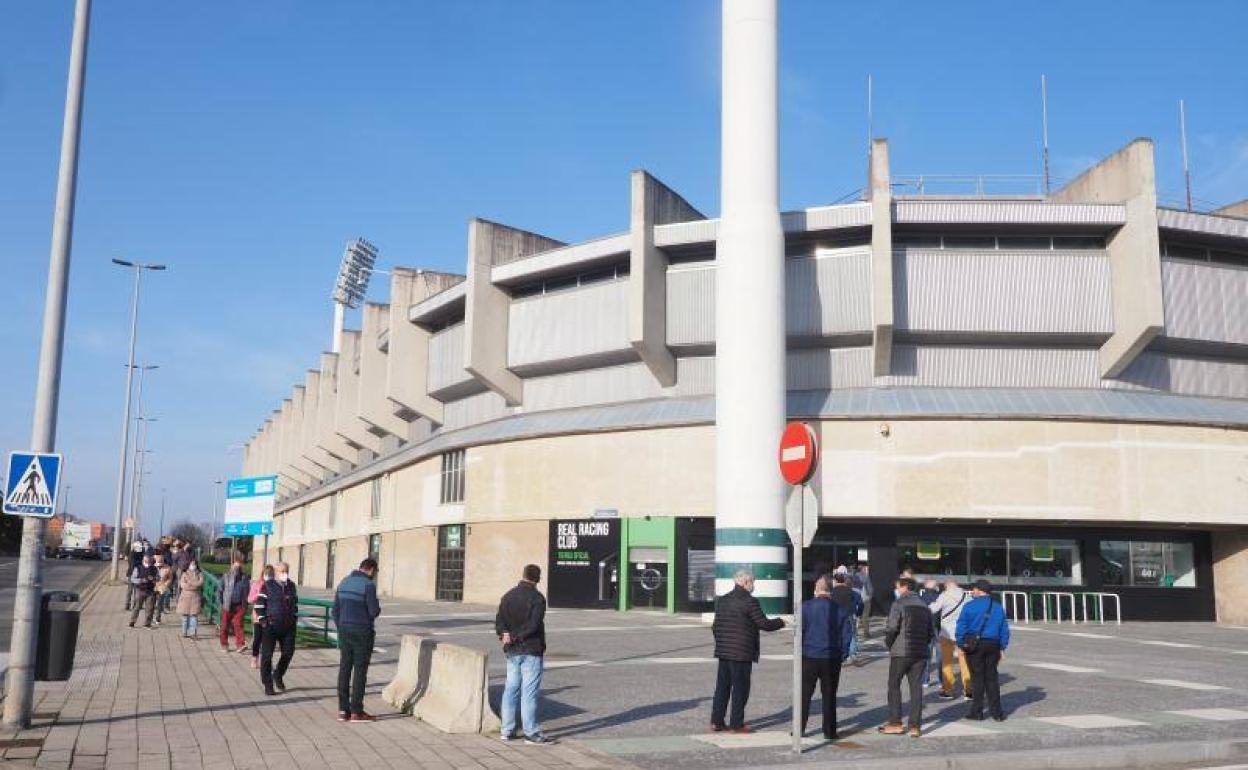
[0,738,44,749]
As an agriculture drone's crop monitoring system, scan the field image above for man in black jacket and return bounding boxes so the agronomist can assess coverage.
[255,561,299,696]
[494,564,554,746]
[710,569,786,733]
[879,576,934,737]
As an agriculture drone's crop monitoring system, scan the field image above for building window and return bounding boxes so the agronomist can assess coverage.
[440,450,466,504]
[369,478,383,520]
[899,537,1083,586]
[369,533,382,563]
[328,493,337,529]
[436,525,466,602]
[1100,541,1196,587]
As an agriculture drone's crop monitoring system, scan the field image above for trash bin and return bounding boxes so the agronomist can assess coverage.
[35,590,80,682]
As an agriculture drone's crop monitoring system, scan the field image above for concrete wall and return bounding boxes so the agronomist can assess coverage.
[1053,139,1164,377]
[333,331,384,453]
[868,139,893,375]
[1212,529,1248,624]
[382,527,439,601]
[462,520,549,605]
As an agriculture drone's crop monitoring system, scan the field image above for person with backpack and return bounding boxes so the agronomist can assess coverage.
[929,578,973,700]
[255,562,298,696]
[216,559,250,652]
[956,579,1010,722]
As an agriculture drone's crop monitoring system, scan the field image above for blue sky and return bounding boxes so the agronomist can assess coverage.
[2,1,1245,534]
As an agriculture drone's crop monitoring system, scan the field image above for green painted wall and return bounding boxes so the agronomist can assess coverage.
[618,516,677,613]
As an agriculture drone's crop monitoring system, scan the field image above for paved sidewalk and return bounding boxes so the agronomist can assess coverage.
[0,583,633,769]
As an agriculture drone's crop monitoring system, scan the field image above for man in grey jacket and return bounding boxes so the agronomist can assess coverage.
[879,577,934,737]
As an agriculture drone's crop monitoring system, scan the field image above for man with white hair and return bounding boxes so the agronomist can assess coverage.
[709,569,786,733]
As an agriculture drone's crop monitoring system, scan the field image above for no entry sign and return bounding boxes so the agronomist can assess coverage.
[778,421,818,486]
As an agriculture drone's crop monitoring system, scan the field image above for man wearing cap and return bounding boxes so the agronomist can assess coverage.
[956,579,1010,722]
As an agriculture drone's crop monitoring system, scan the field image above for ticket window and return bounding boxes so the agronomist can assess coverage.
[628,547,668,610]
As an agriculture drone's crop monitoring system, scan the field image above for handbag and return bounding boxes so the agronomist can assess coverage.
[960,598,993,654]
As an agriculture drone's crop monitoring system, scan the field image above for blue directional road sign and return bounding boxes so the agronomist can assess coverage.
[3,452,63,518]
[222,475,277,536]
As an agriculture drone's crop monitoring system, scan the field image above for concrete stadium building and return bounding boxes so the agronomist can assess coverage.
[242,138,1248,623]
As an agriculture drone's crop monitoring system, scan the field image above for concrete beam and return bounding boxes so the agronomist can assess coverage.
[867,138,894,376]
[629,171,705,386]
[1214,200,1248,219]
[464,218,564,406]
[277,400,315,488]
[291,387,334,480]
[360,303,414,438]
[387,268,458,424]
[318,353,363,466]
[1054,139,1163,378]
[305,370,356,468]
[333,331,385,453]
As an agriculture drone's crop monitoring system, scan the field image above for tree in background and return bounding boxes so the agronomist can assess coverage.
[169,519,210,554]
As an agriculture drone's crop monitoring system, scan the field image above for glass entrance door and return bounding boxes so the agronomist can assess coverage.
[436,524,465,602]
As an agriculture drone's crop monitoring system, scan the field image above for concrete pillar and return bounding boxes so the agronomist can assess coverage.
[1213,529,1248,624]
[867,139,894,376]
[1214,200,1248,218]
[359,303,413,438]
[304,371,355,469]
[629,170,705,387]
[318,353,363,465]
[277,400,314,488]
[464,218,564,406]
[387,269,459,425]
[333,331,384,453]
[1053,139,1163,378]
[291,387,334,480]
[714,0,788,613]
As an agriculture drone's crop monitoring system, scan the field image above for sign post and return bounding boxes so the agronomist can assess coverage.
[778,421,819,755]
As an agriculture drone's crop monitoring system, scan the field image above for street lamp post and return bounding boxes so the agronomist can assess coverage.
[210,479,223,558]
[159,488,167,540]
[108,264,165,583]
[5,0,92,729]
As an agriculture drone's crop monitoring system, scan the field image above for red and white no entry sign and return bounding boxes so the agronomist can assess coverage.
[778,421,819,486]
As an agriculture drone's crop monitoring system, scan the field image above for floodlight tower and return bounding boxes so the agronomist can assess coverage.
[331,238,379,353]
[715,0,788,613]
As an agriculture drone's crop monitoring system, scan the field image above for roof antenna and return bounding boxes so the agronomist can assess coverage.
[1041,75,1051,196]
[1179,99,1193,211]
[866,74,873,154]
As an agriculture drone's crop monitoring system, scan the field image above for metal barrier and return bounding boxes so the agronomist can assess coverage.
[201,570,221,624]
[997,590,1031,623]
[198,570,335,646]
[1039,591,1077,624]
[1078,592,1122,625]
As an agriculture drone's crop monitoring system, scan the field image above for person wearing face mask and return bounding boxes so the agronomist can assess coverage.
[332,558,382,723]
[176,560,205,639]
[879,577,933,737]
[128,555,159,629]
[709,568,786,734]
[255,562,299,696]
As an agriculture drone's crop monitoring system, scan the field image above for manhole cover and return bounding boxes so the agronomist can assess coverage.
[0,738,43,749]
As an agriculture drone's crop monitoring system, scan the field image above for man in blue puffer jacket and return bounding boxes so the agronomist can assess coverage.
[800,576,856,740]
[333,558,382,723]
[955,579,1010,722]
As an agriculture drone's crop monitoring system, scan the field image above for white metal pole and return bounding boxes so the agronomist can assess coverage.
[1179,99,1192,211]
[332,301,345,354]
[4,0,91,729]
[109,272,141,582]
[791,490,803,754]
[715,0,788,613]
[1041,75,1051,196]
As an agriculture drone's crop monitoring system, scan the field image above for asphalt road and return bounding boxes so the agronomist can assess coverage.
[0,555,103,654]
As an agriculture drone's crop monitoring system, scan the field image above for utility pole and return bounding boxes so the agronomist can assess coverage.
[1041,75,1051,196]
[159,488,166,540]
[1179,99,1193,212]
[4,0,92,728]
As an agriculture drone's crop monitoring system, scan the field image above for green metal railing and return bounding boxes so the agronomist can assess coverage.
[199,569,337,647]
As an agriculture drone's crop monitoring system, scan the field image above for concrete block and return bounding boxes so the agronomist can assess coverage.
[384,634,500,734]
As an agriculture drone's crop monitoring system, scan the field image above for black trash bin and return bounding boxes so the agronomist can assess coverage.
[35,590,80,682]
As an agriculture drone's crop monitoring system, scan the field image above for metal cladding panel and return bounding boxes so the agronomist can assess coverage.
[666,264,715,346]
[884,346,1102,388]
[787,251,873,336]
[894,200,1126,225]
[491,233,630,284]
[1161,259,1248,345]
[427,323,470,393]
[507,281,630,367]
[1109,352,1248,400]
[896,249,1113,334]
[441,390,513,430]
[523,357,716,414]
[1157,208,1248,240]
[786,348,874,390]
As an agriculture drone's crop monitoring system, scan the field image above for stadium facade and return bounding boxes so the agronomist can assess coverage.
[241,135,1248,623]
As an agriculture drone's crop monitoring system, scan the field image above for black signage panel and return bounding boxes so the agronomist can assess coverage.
[547,519,620,608]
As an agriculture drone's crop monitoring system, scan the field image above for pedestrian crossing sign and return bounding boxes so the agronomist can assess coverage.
[3,451,63,518]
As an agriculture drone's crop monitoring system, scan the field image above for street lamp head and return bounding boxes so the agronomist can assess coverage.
[146,264,167,271]
[111,258,135,268]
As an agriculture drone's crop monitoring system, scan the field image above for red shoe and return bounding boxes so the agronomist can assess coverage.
[350,712,377,723]
[728,726,752,734]
[336,712,350,722]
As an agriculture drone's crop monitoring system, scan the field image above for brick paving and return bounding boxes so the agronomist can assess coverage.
[0,582,634,770]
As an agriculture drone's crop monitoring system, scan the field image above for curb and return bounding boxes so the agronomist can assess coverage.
[768,736,1248,770]
[75,566,111,610]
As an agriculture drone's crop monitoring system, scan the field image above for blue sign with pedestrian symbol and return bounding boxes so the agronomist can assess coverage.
[3,452,63,518]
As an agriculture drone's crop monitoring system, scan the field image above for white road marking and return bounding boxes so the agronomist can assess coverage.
[924,721,998,737]
[1137,640,1199,649]
[1140,678,1228,691]
[1066,632,1114,639]
[1035,714,1147,729]
[1023,662,1103,674]
[1168,708,1248,721]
